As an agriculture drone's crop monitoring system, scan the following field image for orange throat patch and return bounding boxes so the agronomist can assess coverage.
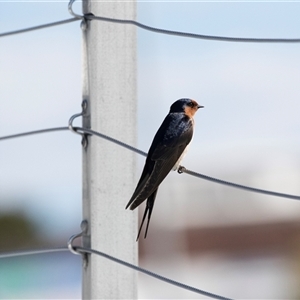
[184,100,200,118]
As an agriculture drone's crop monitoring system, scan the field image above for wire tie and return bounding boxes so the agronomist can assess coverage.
[68,0,92,31]
[68,0,82,19]
[81,13,95,31]
[68,100,89,148]
[81,18,87,31]
[68,220,88,255]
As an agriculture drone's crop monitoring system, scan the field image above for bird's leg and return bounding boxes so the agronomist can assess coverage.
[177,165,186,174]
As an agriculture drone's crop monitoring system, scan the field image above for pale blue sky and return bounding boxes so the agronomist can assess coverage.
[1,1,300,238]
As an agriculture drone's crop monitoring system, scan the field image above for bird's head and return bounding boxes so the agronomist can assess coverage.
[170,98,204,118]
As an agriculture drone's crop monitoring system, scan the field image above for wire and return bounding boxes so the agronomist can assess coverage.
[1,10,300,44]
[74,126,300,201]
[86,14,300,43]
[74,126,147,157]
[0,244,233,300]
[0,127,68,141]
[1,126,300,201]
[0,18,79,38]
[0,247,68,259]
[75,246,233,300]
[179,167,300,201]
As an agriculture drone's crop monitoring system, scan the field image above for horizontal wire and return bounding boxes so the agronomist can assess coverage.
[1,10,299,44]
[180,167,300,201]
[74,126,300,201]
[75,246,233,300]
[74,126,147,157]
[0,244,232,300]
[0,127,68,141]
[86,14,300,43]
[1,126,300,201]
[0,17,79,38]
[0,247,68,259]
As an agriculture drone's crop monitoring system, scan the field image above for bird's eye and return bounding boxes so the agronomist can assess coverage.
[187,102,194,107]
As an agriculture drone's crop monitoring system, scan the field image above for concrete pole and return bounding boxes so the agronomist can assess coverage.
[81,1,137,299]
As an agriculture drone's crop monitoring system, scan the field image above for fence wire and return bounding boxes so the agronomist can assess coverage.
[86,13,300,43]
[0,18,79,38]
[1,126,300,201]
[1,3,300,44]
[0,245,233,300]
[0,247,68,259]
[76,245,233,300]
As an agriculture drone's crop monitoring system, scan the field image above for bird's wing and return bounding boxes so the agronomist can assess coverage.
[126,113,194,211]
[128,117,194,210]
[125,163,153,209]
[129,154,179,210]
[151,119,193,161]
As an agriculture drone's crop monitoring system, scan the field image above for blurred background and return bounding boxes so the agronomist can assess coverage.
[1,0,300,299]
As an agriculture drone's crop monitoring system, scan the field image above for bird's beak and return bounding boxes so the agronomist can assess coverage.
[198,105,204,109]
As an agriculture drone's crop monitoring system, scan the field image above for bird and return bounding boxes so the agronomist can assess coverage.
[126,98,203,241]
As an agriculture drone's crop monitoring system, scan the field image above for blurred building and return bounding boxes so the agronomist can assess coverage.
[137,167,300,299]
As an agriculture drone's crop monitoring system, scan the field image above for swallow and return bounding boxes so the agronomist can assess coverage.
[126,98,203,241]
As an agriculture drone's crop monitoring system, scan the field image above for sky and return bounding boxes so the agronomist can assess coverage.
[1,0,300,239]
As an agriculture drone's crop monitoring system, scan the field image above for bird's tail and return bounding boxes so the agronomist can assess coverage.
[136,189,158,241]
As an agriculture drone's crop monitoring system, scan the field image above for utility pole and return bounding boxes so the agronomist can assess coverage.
[81,1,137,299]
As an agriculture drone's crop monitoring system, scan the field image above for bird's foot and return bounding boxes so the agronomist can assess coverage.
[177,165,186,174]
